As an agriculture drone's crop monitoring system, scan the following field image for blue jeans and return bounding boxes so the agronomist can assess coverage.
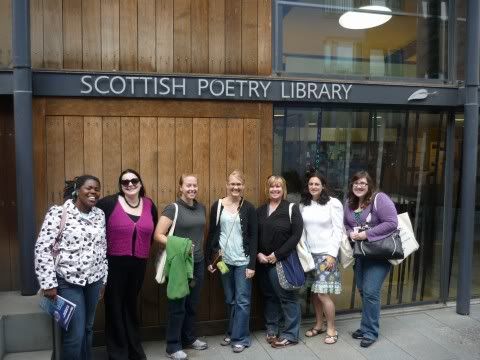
[354,257,391,340]
[166,260,205,354]
[57,276,103,360]
[258,264,300,342]
[220,264,252,346]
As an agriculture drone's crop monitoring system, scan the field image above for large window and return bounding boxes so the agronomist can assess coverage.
[0,0,12,69]
[273,106,449,312]
[274,0,449,80]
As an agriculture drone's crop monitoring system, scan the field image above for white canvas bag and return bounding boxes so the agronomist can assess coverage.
[155,203,178,284]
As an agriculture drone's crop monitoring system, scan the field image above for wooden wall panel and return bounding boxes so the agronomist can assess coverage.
[225,0,242,74]
[208,0,225,74]
[46,116,65,205]
[0,0,12,67]
[121,117,140,170]
[192,118,210,206]
[191,0,209,73]
[64,116,85,179]
[138,0,156,72]
[157,117,176,211]
[156,0,174,72]
[33,99,47,232]
[173,0,192,73]
[226,119,244,173]
[83,117,103,193]
[244,118,260,205]
[63,0,82,69]
[43,0,63,69]
[102,117,121,196]
[259,103,273,202]
[119,0,138,71]
[101,0,120,70]
[174,118,193,178]
[30,0,271,75]
[82,0,102,69]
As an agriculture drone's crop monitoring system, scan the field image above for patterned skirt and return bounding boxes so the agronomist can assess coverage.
[305,253,342,295]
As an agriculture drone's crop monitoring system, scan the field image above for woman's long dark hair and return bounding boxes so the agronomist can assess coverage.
[300,170,330,206]
[347,170,376,210]
[63,175,101,201]
[118,169,146,197]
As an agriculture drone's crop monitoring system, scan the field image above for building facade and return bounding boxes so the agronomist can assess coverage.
[0,0,478,340]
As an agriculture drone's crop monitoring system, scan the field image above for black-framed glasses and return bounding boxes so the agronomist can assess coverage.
[120,178,140,187]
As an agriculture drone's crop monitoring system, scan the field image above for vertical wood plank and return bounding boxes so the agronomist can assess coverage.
[192,118,210,206]
[226,119,244,174]
[46,116,65,206]
[101,0,120,70]
[242,0,258,75]
[33,98,47,232]
[63,0,83,69]
[121,117,140,171]
[138,0,156,72]
[225,0,242,74]
[31,0,44,67]
[83,117,103,193]
[82,0,102,69]
[156,0,173,72]
[259,104,273,203]
[209,118,227,319]
[64,116,84,180]
[208,0,225,74]
[120,0,138,71]
[175,118,193,180]
[257,0,272,75]
[243,118,259,205]
[0,0,12,67]
[102,117,121,196]
[173,0,191,73]
[191,0,209,73]
[43,0,63,68]
[139,116,158,327]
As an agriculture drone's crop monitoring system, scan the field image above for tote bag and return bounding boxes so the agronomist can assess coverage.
[155,203,178,284]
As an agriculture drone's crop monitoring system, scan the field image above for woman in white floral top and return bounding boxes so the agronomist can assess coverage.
[34,175,107,360]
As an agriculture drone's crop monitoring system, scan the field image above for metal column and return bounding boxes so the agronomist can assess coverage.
[12,0,37,295]
[457,0,480,315]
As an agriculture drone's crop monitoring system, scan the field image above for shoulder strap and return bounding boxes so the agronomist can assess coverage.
[52,204,68,250]
[168,203,178,236]
[289,203,294,223]
[216,198,222,226]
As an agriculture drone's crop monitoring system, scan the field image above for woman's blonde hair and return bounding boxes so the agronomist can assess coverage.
[227,169,245,184]
[265,175,287,199]
[178,173,198,197]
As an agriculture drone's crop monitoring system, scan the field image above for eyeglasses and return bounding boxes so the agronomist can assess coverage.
[353,182,368,188]
[120,178,140,187]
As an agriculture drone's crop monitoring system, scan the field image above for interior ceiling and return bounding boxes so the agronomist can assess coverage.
[283,7,419,61]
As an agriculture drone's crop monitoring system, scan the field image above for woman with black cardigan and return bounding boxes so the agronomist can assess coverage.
[206,170,258,353]
[256,175,303,348]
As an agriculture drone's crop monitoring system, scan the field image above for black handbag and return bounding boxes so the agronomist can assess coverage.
[353,230,404,260]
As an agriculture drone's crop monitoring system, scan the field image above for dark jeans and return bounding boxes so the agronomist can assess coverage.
[166,260,205,354]
[56,276,103,360]
[258,264,300,342]
[220,264,252,346]
[354,257,392,340]
[104,256,147,360]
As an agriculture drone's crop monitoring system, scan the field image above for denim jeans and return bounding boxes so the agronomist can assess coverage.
[166,260,205,354]
[354,257,391,340]
[258,264,300,342]
[220,264,252,346]
[57,276,103,360]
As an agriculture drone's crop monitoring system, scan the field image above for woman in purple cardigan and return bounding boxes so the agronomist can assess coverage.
[96,169,158,360]
[343,171,397,348]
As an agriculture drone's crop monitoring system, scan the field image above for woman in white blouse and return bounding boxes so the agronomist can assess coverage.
[34,175,107,360]
[300,171,343,345]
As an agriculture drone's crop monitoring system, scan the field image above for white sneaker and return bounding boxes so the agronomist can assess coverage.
[188,339,208,350]
[167,350,188,360]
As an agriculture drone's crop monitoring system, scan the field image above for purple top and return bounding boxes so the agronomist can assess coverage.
[344,192,398,242]
[106,198,154,258]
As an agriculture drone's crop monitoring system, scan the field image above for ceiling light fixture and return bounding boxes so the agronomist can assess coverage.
[339,5,392,30]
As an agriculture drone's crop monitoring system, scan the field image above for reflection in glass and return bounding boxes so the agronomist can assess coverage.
[276,0,449,80]
[273,107,447,313]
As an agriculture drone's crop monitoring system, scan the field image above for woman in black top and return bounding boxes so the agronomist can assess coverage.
[257,175,303,348]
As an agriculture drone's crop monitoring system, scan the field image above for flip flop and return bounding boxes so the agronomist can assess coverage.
[324,331,338,345]
[271,338,298,348]
[305,327,326,337]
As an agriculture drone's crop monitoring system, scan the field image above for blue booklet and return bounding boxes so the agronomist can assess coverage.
[39,295,77,330]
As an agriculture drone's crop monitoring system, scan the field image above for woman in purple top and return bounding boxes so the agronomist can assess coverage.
[96,169,158,360]
[343,171,397,348]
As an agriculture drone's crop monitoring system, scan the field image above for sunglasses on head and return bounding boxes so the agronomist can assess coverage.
[120,178,140,187]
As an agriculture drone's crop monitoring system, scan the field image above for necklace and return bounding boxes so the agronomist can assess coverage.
[124,196,141,209]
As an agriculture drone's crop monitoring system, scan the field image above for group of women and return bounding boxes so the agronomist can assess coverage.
[34,168,398,360]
